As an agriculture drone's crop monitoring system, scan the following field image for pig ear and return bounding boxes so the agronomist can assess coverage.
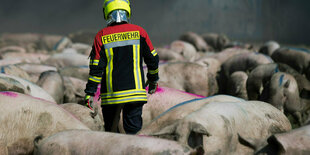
[284,80,290,88]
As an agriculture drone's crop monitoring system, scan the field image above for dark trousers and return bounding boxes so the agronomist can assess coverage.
[101,102,144,134]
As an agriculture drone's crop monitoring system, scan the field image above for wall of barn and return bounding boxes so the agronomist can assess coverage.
[0,0,309,45]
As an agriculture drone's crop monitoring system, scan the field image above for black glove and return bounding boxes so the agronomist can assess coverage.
[84,95,94,110]
[145,80,158,94]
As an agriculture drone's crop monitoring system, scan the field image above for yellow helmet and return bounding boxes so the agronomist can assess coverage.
[103,0,131,20]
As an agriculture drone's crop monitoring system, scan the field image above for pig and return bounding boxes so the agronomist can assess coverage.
[0,141,8,155]
[258,125,310,154]
[143,86,204,127]
[0,54,48,66]
[63,77,78,104]
[65,76,87,98]
[155,47,185,62]
[259,72,304,127]
[41,35,68,52]
[170,40,197,61]
[0,46,26,57]
[60,103,104,131]
[120,95,241,134]
[0,46,26,53]
[141,95,244,131]
[0,34,39,53]
[247,64,310,126]
[0,59,23,67]
[0,65,32,82]
[118,87,205,132]
[0,33,44,48]
[71,43,92,55]
[157,62,218,96]
[0,73,56,103]
[44,48,89,68]
[53,37,72,51]
[180,32,211,52]
[15,63,58,83]
[260,72,301,113]
[247,63,310,100]
[59,66,89,81]
[1,52,50,63]
[271,47,310,75]
[16,63,58,75]
[209,47,251,64]
[68,30,97,45]
[194,51,211,60]
[221,52,273,77]
[227,71,248,99]
[37,71,65,104]
[223,41,254,50]
[219,52,273,93]
[0,53,48,67]
[139,100,291,155]
[63,76,87,104]
[0,33,65,52]
[247,63,285,100]
[201,33,230,51]
[258,41,280,56]
[0,92,89,155]
[0,75,29,94]
[194,57,221,76]
[34,130,201,155]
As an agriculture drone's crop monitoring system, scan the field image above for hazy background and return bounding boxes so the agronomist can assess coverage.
[0,0,309,46]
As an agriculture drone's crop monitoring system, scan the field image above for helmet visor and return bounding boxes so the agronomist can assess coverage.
[106,10,129,25]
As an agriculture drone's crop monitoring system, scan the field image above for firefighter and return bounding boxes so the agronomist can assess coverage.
[84,0,159,134]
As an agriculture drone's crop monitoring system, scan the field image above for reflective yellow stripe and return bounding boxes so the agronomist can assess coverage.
[101,89,146,98]
[105,49,109,91]
[89,59,99,66]
[137,44,143,89]
[102,93,146,99]
[148,69,159,74]
[102,95,147,101]
[133,45,139,89]
[104,40,139,49]
[105,48,114,92]
[91,59,99,66]
[89,78,100,83]
[89,75,102,83]
[89,76,101,83]
[103,98,148,105]
[151,50,157,56]
[101,89,146,96]
[102,95,147,104]
[109,49,114,92]
[90,76,101,80]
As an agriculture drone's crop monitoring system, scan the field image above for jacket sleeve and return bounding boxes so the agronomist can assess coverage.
[84,33,106,96]
[141,30,159,82]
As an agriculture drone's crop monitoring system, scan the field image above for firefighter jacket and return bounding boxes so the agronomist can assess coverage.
[84,23,159,105]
